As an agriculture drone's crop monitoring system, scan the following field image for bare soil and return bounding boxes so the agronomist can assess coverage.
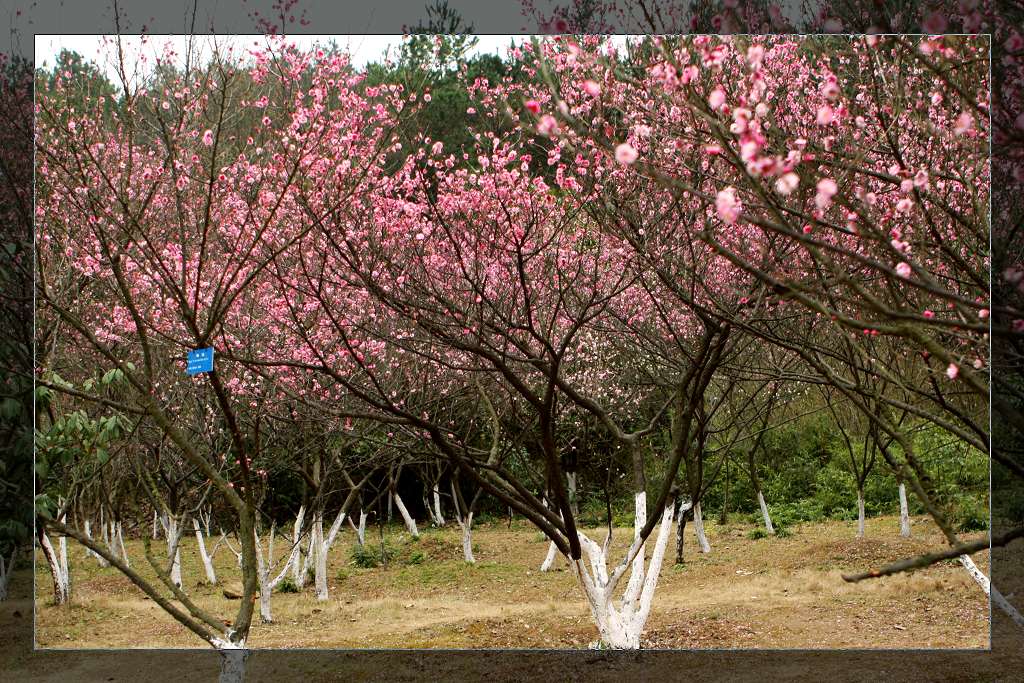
[29,514,988,650]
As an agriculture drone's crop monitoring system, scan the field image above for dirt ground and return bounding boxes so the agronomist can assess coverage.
[28,514,988,651]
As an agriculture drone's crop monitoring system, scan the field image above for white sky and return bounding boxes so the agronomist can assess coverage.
[34,34,534,80]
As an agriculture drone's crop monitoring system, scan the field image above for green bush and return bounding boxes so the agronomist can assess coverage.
[275,575,299,594]
[747,528,767,540]
[406,550,425,565]
[951,495,988,532]
[350,541,395,568]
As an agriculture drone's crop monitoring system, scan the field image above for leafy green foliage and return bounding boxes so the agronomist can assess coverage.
[350,541,396,569]
[276,576,299,594]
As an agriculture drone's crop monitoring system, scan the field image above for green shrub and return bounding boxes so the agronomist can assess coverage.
[275,576,299,594]
[747,528,767,540]
[351,541,395,568]
[952,495,988,532]
[406,550,425,565]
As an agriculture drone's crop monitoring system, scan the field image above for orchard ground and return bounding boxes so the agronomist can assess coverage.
[33,515,987,649]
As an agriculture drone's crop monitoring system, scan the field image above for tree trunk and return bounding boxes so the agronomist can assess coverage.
[460,512,475,564]
[217,648,248,683]
[39,528,70,605]
[286,506,306,586]
[0,548,14,602]
[309,513,329,601]
[674,498,692,565]
[84,520,108,566]
[570,495,676,649]
[959,555,1024,627]
[152,509,159,539]
[567,472,579,517]
[898,483,911,538]
[540,541,559,571]
[432,484,446,526]
[298,533,314,589]
[253,530,273,624]
[393,492,419,538]
[757,490,775,535]
[116,523,129,568]
[162,515,183,588]
[856,489,866,538]
[357,511,367,546]
[325,509,346,551]
[719,462,729,525]
[692,501,711,553]
[194,518,218,585]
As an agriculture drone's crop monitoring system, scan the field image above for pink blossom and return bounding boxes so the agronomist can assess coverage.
[537,114,559,137]
[202,129,214,146]
[582,80,601,97]
[954,112,974,135]
[815,177,837,209]
[716,187,742,224]
[979,309,989,320]
[923,310,935,319]
[816,105,834,125]
[895,262,912,278]
[708,87,726,111]
[945,363,959,380]
[615,143,639,165]
[525,99,541,114]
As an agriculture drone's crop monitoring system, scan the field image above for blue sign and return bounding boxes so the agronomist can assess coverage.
[186,347,214,375]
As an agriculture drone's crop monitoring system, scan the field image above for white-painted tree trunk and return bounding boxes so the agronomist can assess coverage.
[325,510,346,551]
[898,483,911,538]
[298,533,314,589]
[540,497,561,571]
[432,485,446,526]
[692,501,711,553]
[541,541,559,572]
[959,554,1024,627]
[357,511,367,546]
[460,512,475,564]
[253,530,273,623]
[153,510,159,539]
[194,518,217,585]
[569,495,676,649]
[100,509,109,549]
[0,548,16,601]
[756,490,775,536]
[312,513,329,601]
[115,522,129,568]
[216,645,248,683]
[285,506,306,586]
[160,515,183,588]
[40,530,70,605]
[857,490,866,538]
[84,520,108,566]
[106,521,116,558]
[393,492,419,538]
[623,492,647,605]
